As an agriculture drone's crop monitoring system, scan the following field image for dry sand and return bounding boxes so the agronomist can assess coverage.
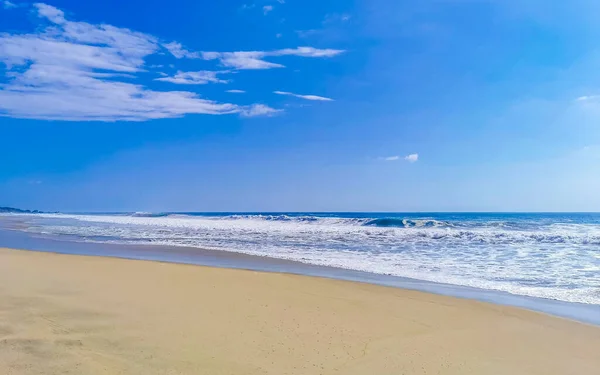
[0,247,599,375]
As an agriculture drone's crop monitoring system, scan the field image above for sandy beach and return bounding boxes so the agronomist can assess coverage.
[0,248,599,375]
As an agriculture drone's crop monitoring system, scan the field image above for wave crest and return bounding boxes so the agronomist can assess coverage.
[364,218,451,228]
[131,212,170,218]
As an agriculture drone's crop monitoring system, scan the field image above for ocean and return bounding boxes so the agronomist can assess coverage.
[2,212,599,308]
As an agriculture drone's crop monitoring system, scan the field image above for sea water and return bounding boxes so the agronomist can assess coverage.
[4,212,599,306]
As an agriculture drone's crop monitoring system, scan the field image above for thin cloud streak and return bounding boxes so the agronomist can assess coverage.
[168,46,345,70]
[378,154,418,162]
[576,95,600,102]
[274,90,333,101]
[156,71,230,85]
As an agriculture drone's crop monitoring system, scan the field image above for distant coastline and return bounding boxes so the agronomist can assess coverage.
[0,206,44,214]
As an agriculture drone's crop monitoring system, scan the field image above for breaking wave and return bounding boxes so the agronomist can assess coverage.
[7,211,600,305]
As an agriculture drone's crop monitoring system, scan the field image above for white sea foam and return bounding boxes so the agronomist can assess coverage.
[14,213,600,305]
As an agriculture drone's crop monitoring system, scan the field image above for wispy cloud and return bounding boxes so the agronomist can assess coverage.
[201,51,285,70]
[297,13,352,40]
[272,47,344,57]
[0,3,278,121]
[239,3,255,11]
[296,29,320,38]
[226,89,246,93]
[240,104,282,117]
[576,95,600,102]
[156,70,230,85]
[405,153,419,163]
[323,13,352,24]
[378,154,419,162]
[3,0,17,9]
[170,46,345,70]
[263,5,273,15]
[163,42,199,59]
[274,91,333,101]
[34,2,65,22]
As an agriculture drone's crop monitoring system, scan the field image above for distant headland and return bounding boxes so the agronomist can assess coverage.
[0,207,43,214]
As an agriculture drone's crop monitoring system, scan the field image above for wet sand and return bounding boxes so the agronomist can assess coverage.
[1,247,599,375]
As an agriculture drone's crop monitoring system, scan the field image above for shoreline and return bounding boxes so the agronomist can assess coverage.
[1,226,599,326]
[1,247,600,374]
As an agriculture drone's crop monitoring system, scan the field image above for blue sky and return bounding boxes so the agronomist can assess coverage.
[1,0,599,212]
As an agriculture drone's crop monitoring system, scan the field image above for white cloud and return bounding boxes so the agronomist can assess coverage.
[156,70,229,85]
[276,33,282,38]
[0,3,278,121]
[276,0,285,3]
[240,104,282,117]
[404,153,419,163]
[171,46,345,70]
[203,51,285,70]
[263,5,273,15]
[274,91,333,101]
[0,65,243,121]
[576,95,600,101]
[271,47,344,57]
[0,35,148,72]
[378,154,418,162]
[3,0,17,9]
[34,2,65,23]
[226,89,246,93]
[163,41,199,59]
